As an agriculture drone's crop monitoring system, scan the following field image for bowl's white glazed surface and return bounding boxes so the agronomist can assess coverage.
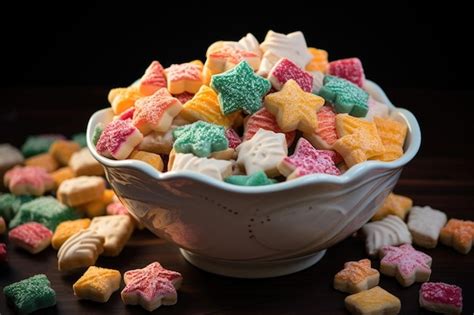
[87,80,421,278]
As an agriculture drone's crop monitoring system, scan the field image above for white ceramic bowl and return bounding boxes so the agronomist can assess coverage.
[87,80,421,278]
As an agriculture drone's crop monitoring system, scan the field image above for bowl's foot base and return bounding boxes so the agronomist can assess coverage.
[179,249,327,279]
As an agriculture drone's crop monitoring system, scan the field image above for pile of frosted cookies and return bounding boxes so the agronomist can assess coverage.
[1,137,182,313]
[93,30,408,185]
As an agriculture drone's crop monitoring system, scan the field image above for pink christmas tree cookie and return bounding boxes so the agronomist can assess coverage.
[304,106,339,150]
[225,128,242,149]
[8,222,53,254]
[268,58,313,92]
[278,138,341,180]
[96,119,143,160]
[133,88,183,135]
[138,61,167,96]
[419,282,462,314]
[165,61,203,94]
[328,57,365,87]
[380,244,432,287]
[243,108,296,146]
[4,166,54,196]
[121,261,183,312]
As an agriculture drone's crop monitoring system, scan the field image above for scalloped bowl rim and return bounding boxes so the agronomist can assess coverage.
[87,80,421,194]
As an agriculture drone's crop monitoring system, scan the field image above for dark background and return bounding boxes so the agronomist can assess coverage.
[1,4,473,158]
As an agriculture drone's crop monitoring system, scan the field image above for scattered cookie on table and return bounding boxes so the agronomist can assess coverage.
[439,218,474,254]
[121,262,183,312]
[334,259,379,294]
[0,194,34,222]
[4,166,54,196]
[51,218,91,250]
[8,222,53,254]
[57,176,105,207]
[71,132,87,148]
[25,152,59,172]
[50,166,75,190]
[408,206,447,248]
[57,229,105,271]
[3,274,56,314]
[73,266,121,303]
[344,286,401,315]
[69,147,104,176]
[21,134,64,158]
[49,140,81,166]
[419,282,463,314]
[89,215,134,256]
[372,192,413,221]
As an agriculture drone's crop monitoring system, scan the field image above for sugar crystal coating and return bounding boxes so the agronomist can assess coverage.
[173,121,228,157]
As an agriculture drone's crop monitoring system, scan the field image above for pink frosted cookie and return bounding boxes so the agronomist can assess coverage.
[8,222,53,254]
[96,119,143,160]
[165,61,203,94]
[174,92,194,104]
[0,243,6,262]
[139,61,167,96]
[243,108,296,146]
[328,57,365,87]
[4,166,54,196]
[278,138,340,180]
[268,58,313,92]
[380,244,432,287]
[304,106,339,150]
[133,88,183,135]
[121,262,183,312]
[419,282,462,314]
[225,128,242,149]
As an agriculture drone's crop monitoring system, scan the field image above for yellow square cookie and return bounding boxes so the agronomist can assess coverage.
[52,218,91,250]
[345,286,401,315]
[73,266,121,303]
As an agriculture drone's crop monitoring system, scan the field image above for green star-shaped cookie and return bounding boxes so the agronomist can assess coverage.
[172,121,228,157]
[211,60,271,115]
[318,75,369,117]
[224,171,277,186]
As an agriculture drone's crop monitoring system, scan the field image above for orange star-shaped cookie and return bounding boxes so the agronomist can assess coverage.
[440,218,474,254]
[334,259,380,294]
[108,86,142,115]
[373,117,408,162]
[264,79,325,133]
[372,193,413,221]
[165,61,203,94]
[206,45,260,74]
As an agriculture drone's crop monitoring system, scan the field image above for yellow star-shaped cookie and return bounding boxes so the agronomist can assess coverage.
[372,193,413,221]
[264,79,324,133]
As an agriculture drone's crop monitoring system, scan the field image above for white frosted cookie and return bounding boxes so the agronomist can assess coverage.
[408,206,447,248]
[169,152,232,181]
[69,147,105,176]
[361,215,412,256]
[58,229,105,271]
[238,33,262,56]
[89,215,134,256]
[309,70,324,94]
[236,129,287,177]
[57,176,105,207]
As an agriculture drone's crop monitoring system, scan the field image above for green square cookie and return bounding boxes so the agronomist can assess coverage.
[21,135,63,157]
[0,194,35,222]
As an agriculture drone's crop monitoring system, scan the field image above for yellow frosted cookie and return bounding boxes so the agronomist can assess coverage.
[165,60,203,94]
[51,167,75,190]
[108,85,142,115]
[306,48,329,73]
[73,266,121,303]
[372,193,413,221]
[345,286,401,315]
[129,150,164,171]
[336,113,374,137]
[52,218,91,250]
[49,140,81,166]
[373,117,408,162]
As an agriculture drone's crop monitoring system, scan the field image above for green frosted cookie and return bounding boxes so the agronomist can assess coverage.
[9,196,79,231]
[318,75,369,117]
[3,274,56,314]
[72,132,87,148]
[211,60,271,115]
[21,134,64,157]
[0,194,35,222]
[224,171,277,186]
[173,121,228,157]
[92,123,104,146]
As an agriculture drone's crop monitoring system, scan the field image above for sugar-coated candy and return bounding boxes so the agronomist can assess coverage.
[303,106,338,150]
[264,79,325,133]
[133,88,183,135]
[25,153,59,172]
[244,108,296,146]
[138,60,167,96]
[51,166,75,190]
[69,147,105,176]
[121,262,183,312]
[225,128,242,149]
[9,196,79,231]
[8,222,52,254]
[345,286,401,315]
[165,60,203,94]
[89,215,134,256]
[57,229,105,271]
[372,192,413,221]
[319,75,369,117]
[173,121,228,158]
[268,58,313,92]
[0,194,34,222]
[224,171,276,186]
[408,206,447,248]
[129,150,164,171]
[49,140,81,166]
[380,244,432,287]
[4,166,54,196]
[169,152,232,181]
[334,259,379,294]
[205,44,260,74]
[0,242,6,262]
[51,218,91,250]
[0,144,24,184]
[328,57,365,87]
[278,138,340,180]
[96,119,143,160]
[211,60,271,115]
[108,85,142,115]
[92,122,104,145]
[440,218,474,254]
[306,48,329,73]
[0,216,5,234]
[236,129,287,177]
[21,134,64,158]
[361,215,412,256]
[373,116,408,162]
[336,113,374,138]
[3,274,56,314]
[73,266,121,303]
[57,176,105,207]
[72,132,87,148]
[419,282,463,314]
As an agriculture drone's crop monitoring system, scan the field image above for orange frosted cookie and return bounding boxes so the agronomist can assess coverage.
[440,219,474,254]
[345,286,401,315]
[52,218,91,250]
[336,113,374,137]
[373,117,408,162]
[305,47,328,73]
[304,106,338,149]
[138,61,166,96]
[165,61,203,94]
[372,193,413,221]
[73,266,121,303]
[25,153,59,173]
[334,259,379,294]
[49,140,80,166]
[108,86,142,115]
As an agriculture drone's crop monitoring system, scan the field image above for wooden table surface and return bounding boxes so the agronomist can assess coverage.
[1,88,473,314]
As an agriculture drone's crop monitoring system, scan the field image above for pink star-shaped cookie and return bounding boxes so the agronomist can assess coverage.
[96,119,143,160]
[4,166,54,196]
[165,61,203,94]
[380,244,432,287]
[138,61,167,96]
[278,138,341,180]
[207,45,260,73]
[121,262,183,312]
[132,88,183,135]
[268,58,313,92]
